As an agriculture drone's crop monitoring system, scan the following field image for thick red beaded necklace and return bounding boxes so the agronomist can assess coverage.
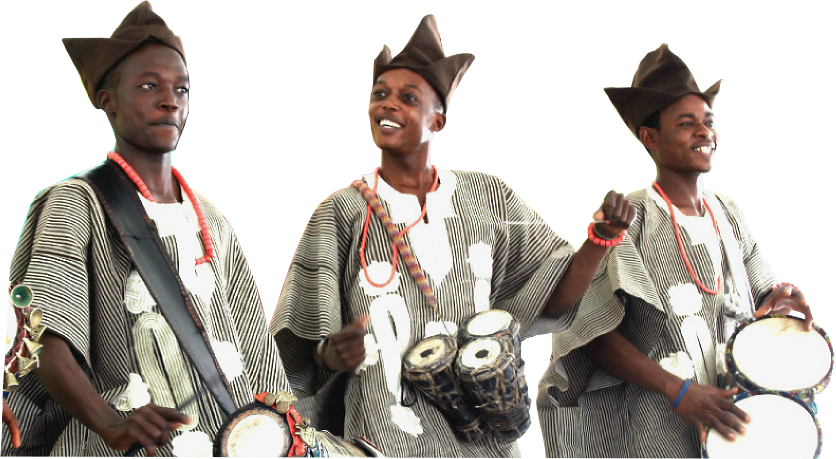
[652,182,721,295]
[107,151,214,265]
[359,166,439,288]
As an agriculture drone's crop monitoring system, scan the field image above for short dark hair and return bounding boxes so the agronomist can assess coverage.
[98,59,126,92]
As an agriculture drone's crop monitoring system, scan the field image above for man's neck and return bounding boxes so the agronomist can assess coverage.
[379,148,434,196]
[655,172,705,217]
[116,147,181,203]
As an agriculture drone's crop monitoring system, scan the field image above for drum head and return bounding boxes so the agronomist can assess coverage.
[728,315,833,393]
[404,335,456,370]
[458,337,503,371]
[214,402,292,457]
[704,391,821,458]
[464,310,513,337]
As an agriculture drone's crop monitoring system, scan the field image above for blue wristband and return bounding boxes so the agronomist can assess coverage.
[672,379,691,408]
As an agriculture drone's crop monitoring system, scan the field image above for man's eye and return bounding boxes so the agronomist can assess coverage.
[140,83,156,90]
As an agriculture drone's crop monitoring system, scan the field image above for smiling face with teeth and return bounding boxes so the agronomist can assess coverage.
[368,68,445,157]
[641,94,717,177]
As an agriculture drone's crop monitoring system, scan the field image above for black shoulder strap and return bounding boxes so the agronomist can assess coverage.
[76,160,236,417]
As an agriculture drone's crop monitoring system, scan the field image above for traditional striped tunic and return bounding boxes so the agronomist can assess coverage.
[270,170,574,457]
[537,187,776,457]
[2,177,290,456]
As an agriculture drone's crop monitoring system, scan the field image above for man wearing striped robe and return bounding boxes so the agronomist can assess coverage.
[537,44,812,457]
[2,3,291,456]
[270,15,636,458]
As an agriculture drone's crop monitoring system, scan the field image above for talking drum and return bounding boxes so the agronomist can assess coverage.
[455,336,531,443]
[214,401,385,457]
[726,314,834,403]
[214,402,295,457]
[403,334,489,442]
[458,310,522,366]
[4,283,45,393]
[702,390,822,458]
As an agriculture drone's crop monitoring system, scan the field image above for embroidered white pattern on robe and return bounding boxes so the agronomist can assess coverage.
[112,373,152,412]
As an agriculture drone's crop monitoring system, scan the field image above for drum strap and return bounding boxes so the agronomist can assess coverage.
[352,179,444,321]
[76,160,237,417]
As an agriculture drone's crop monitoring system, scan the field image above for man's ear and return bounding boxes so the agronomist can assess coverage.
[639,125,657,152]
[97,89,116,114]
[430,112,446,133]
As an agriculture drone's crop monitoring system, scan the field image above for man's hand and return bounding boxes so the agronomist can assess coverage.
[591,190,636,238]
[755,284,813,330]
[101,404,190,456]
[673,383,749,443]
[2,398,21,448]
[318,316,370,373]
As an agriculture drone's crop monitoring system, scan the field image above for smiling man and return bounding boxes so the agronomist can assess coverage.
[1,2,291,456]
[536,44,813,457]
[270,15,636,457]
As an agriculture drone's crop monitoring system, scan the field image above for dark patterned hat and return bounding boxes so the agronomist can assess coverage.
[373,15,474,113]
[605,44,721,139]
[63,1,185,108]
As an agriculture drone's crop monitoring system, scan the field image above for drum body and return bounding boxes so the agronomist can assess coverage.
[702,390,822,458]
[455,336,531,443]
[726,315,834,401]
[214,402,293,457]
[403,334,488,441]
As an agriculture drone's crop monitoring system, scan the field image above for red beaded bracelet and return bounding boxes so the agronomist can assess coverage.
[587,222,627,247]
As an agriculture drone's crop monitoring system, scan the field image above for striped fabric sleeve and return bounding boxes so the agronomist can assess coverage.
[541,196,664,392]
[269,189,363,395]
[11,181,99,370]
[489,179,576,338]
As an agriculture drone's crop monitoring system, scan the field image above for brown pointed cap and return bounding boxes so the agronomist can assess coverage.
[373,15,474,113]
[604,44,721,139]
[62,1,185,108]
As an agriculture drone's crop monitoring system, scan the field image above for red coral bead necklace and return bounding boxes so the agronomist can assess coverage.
[359,166,439,288]
[107,151,214,265]
[652,182,721,295]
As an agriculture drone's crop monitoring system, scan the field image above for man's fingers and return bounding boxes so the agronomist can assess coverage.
[353,314,371,329]
[10,421,21,448]
[154,405,191,425]
[705,412,737,441]
[597,191,635,228]
[2,402,22,448]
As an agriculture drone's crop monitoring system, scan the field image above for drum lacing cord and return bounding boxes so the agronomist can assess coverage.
[400,374,419,407]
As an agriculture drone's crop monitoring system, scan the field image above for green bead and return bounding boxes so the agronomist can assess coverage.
[10,284,33,308]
